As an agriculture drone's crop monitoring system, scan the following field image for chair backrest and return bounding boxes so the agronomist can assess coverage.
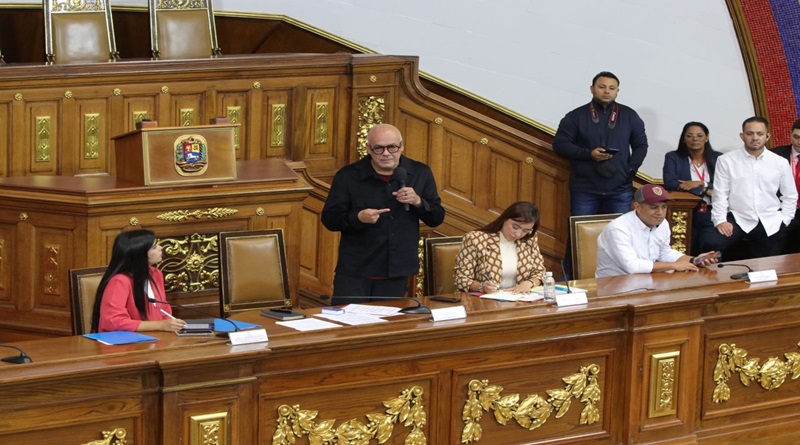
[570,213,621,280]
[218,229,290,316]
[148,0,221,59]
[43,0,119,64]
[69,266,106,335]
[423,236,463,296]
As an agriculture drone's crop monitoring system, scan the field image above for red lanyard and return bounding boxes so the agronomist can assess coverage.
[691,162,706,183]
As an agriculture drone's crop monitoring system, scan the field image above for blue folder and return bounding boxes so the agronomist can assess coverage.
[83,331,158,345]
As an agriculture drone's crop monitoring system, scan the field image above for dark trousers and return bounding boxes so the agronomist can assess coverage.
[691,205,714,256]
[331,274,408,306]
[783,213,800,254]
[700,213,787,260]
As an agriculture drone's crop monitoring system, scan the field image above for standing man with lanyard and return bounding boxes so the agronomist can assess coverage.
[322,124,445,305]
[553,71,649,277]
[770,119,800,254]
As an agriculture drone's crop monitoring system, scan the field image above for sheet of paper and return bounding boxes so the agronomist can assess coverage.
[479,290,527,302]
[342,304,402,317]
[276,318,342,331]
[316,313,388,325]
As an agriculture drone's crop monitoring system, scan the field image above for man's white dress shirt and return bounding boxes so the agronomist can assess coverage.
[596,210,684,278]
[712,147,797,236]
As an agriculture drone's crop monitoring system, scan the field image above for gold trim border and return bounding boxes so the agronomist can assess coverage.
[649,351,679,418]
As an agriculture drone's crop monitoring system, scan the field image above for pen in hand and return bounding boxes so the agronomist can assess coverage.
[160,308,176,319]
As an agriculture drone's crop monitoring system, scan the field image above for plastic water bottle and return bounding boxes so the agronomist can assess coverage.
[543,271,556,304]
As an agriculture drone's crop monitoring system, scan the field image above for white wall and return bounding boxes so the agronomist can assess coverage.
[4,0,754,178]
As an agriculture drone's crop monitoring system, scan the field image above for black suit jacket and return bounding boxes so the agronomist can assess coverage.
[771,144,794,163]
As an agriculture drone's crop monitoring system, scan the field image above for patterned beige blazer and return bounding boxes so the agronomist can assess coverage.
[453,230,546,292]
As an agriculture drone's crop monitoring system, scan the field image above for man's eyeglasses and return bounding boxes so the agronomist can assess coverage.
[369,143,402,154]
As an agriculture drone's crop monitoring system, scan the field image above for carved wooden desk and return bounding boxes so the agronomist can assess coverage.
[1,254,800,444]
[0,159,310,340]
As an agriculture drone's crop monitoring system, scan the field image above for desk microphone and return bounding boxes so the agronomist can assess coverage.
[149,298,241,336]
[321,295,431,314]
[395,166,409,211]
[717,263,754,280]
[0,344,33,364]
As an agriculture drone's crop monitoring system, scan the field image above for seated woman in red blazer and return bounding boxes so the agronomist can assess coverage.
[91,230,186,333]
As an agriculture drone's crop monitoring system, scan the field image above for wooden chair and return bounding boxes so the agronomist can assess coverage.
[148,0,221,59]
[69,266,106,335]
[569,214,621,280]
[423,236,463,295]
[218,229,290,317]
[43,0,119,64]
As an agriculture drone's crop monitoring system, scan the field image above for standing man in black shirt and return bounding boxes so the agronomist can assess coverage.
[322,124,445,304]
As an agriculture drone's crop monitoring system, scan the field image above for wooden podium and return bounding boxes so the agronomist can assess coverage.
[113,122,238,186]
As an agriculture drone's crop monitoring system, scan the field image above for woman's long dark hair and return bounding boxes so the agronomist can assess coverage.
[676,121,714,159]
[479,201,540,241]
[90,230,157,333]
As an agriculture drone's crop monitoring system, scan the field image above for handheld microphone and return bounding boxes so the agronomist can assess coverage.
[717,263,754,280]
[394,166,409,211]
[149,298,241,336]
[0,345,33,364]
[322,295,431,314]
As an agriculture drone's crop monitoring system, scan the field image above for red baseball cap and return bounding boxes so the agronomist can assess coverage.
[635,184,672,205]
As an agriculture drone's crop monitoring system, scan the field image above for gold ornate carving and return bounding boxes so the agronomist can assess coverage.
[180,108,195,126]
[255,207,265,216]
[157,207,238,222]
[19,213,28,221]
[271,104,286,147]
[53,0,103,13]
[133,111,149,128]
[480,138,489,145]
[226,106,241,151]
[44,245,60,295]
[161,85,170,94]
[36,116,52,162]
[253,81,261,89]
[65,90,73,99]
[434,117,443,125]
[415,237,425,298]
[370,75,377,82]
[81,427,127,445]
[157,0,209,9]
[113,88,121,96]
[669,210,688,253]
[649,351,679,417]
[274,386,426,445]
[159,233,219,293]
[357,96,385,158]
[14,93,22,101]
[461,364,601,443]
[314,102,329,144]
[129,217,139,226]
[190,412,228,445]
[84,113,100,159]
[713,342,800,403]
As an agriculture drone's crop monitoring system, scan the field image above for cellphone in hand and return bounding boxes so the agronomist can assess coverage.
[603,147,620,154]
[693,251,720,265]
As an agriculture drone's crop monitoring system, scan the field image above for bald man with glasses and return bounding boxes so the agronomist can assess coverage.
[322,124,445,304]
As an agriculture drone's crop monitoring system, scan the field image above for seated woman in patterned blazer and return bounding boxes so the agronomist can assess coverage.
[454,201,547,293]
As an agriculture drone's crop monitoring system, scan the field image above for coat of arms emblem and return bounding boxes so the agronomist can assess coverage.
[174,135,209,176]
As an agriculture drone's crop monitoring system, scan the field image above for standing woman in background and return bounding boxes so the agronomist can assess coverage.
[454,201,547,293]
[90,230,186,333]
[662,121,722,255]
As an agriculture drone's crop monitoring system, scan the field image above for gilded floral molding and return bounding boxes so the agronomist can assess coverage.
[356,96,385,158]
[461,364,601,443]
[713,342,800,403]
[156,207,238,222]
[668,210,688,253]
[273,386,427,445]
[81,427,127,445]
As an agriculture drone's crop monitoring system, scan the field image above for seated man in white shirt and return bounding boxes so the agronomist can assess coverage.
[703,116,797,259]
[596,184,717,278]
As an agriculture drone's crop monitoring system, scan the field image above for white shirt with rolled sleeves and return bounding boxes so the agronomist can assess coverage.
[711,147,797,236]
[596,211,684,278]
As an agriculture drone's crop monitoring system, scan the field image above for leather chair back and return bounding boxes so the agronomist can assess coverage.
[423,236,463,295]
[218,229,290,316]
[570,214,621,280]
[149,0,220,59]
[69,267,106,335]
[44,0,118,64]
